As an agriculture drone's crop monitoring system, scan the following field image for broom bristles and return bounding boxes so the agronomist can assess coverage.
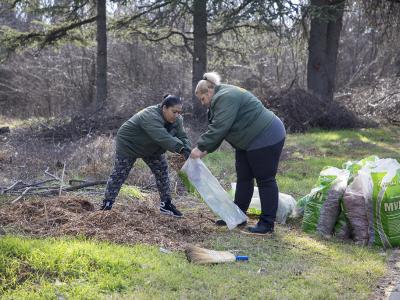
[185,245,236,264]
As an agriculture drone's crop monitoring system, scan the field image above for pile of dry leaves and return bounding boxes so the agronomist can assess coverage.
[0,194,217,250]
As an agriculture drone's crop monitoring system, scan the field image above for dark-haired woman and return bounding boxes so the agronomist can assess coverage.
[101,95,191,217]
[191,72,286,234]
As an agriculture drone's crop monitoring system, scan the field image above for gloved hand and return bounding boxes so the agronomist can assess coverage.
[179,145,191,160]
[182,148,191,160]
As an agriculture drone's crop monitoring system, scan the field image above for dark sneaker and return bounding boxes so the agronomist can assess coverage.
[245,223,274,235]
[100,200,113,211]
[215,219,247,227]
[160,202,183,217]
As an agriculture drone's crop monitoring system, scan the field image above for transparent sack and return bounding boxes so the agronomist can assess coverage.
[230,183,296,224]
[181,158,248,230]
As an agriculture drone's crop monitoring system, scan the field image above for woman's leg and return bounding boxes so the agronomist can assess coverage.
[143,154,182,217]
[102,155,136,210]
[246,139,285,230]
[234,149,255,214]
[143,154,172,204]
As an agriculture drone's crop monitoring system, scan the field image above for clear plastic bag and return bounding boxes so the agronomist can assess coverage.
[181,158,248,229]
[230,183,296,224]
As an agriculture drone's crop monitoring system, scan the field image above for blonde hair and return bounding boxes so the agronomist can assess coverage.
[195,72,221,96]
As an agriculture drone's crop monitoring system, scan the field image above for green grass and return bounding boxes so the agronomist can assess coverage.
[0,232,387,300]
[119,185,144,200]
[1,126,400,299]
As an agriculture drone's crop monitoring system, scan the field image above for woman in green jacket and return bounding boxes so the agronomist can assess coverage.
[101,95,191,217]
[191,72,286,234]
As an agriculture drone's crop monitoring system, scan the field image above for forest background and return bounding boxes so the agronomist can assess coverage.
[1,1,400,299]
[1,0,399,127]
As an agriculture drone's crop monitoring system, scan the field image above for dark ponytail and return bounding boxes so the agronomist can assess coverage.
[161,94,182,108]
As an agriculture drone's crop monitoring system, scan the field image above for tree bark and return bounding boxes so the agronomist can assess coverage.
[192,0,208,120]
[307,0,345,102]
[96,0,107,109]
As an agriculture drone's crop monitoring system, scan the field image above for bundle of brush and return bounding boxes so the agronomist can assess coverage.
[185,245,248,264]
[169,153,186,172]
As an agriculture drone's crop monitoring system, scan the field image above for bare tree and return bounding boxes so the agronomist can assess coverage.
[113,0,303,119]
[307,0,345,102]
[192,0,207,118]
[96,0,107,108]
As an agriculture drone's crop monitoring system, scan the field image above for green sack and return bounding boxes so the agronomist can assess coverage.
[302,167,349,234]
[370,166,400,247]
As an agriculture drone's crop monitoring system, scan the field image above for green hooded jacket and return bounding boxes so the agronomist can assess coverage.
[116,104,191,158]
[197,84,274,153]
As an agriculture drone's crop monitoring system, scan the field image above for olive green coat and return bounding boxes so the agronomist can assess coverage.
[116,104,191,158]
[197,84,274,153]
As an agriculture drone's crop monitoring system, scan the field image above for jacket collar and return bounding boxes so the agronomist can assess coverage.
[210,84,222,109]
[156,103,167,123]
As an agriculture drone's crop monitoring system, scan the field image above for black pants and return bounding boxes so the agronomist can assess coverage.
[234,139,285,227]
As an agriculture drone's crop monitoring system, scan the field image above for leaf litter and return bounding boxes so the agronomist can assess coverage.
[0,193,217,250]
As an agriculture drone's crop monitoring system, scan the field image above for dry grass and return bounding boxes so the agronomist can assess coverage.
[0,194,216,250]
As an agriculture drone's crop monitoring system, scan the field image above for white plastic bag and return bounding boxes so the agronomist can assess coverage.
[230,183,296,224]
[181,158,247,229]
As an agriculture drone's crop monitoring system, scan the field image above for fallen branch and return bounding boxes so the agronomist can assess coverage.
[1,180,24,194]
[44,168,61,181]
[12,187,32,204]
[59,162,66,196]
[60,180,107,192]
[31,180,108,196]
[3,176,107,200]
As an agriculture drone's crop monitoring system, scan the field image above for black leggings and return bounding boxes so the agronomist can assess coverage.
[234,139,285,227]
[104,154,171,205]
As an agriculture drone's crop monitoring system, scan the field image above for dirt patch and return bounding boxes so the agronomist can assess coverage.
[0,194,217,250]
[370,249,400,300]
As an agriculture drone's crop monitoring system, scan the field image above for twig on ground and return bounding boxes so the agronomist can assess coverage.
[44,167,61,181]
[3,176,107,199]
[12,187,32,204]
[2,179,59,193]
[39,180,108,196]
[69,179,87,185]
[2,180,24,194]
[59,162,66,196]
[44,202,49,225]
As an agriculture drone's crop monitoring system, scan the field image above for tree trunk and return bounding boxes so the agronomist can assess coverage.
[307,0,345,102]
[192,0,208,120]
[96,0,107,109]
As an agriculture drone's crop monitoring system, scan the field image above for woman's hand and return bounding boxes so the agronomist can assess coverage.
[190,147,207,159]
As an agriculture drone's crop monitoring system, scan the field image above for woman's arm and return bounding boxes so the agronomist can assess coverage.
[141,118,184,153]
[175,116,191,149]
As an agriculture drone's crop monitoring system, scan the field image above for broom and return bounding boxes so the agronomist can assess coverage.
[185,245,248,264]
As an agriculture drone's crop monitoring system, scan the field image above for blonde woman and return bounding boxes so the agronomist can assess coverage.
[191,72,286,235]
